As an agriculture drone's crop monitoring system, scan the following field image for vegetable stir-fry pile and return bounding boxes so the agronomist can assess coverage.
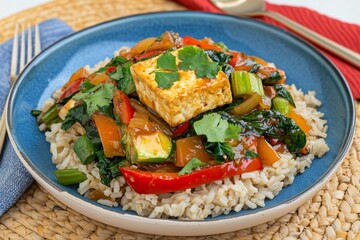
[34,31,311,194]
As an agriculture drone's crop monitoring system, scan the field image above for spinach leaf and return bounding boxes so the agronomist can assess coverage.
[96,150,125,186]
[245,150,259,158]
[239,110,306,153]
[263,71,282,84]
[273,84,296,107]
[204,142,235,162]
[205,50,234,78]
[249,64,260,73]
[61,103,101,148]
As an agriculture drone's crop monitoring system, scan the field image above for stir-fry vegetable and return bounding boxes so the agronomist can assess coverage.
[34,31,312,193]
[54,169,87,186]
[92,113,125,158]
[120,157,262,194]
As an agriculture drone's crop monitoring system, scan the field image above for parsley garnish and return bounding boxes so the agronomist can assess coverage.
[178,46,220,79]
[73,83,115,115]
[178,158,206,176]
[193,113,241,142]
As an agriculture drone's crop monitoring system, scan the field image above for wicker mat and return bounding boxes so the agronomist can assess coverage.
[1,0,359,239]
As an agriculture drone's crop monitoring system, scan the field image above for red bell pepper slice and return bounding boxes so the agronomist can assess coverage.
[105,66,116,74]
[120,158,263,194]
[172,121,190,138]
[113,90,134,125]
[229,52,241,67]
[183,36,223,51]
[57,77,85,102]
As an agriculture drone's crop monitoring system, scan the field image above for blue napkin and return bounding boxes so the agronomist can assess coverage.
[0,19,74,216]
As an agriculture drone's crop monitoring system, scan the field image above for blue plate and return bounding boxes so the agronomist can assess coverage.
[7,12,355,236]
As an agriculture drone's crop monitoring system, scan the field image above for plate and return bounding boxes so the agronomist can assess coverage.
[7,12,355,236]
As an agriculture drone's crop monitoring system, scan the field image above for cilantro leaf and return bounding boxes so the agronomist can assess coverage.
[118,61,136,95]
[157,52,177,71]
[155,71,180,89]
[80,79,95,92]
[178,158,206,176]
[108,65,123,81]
[245,150,260,158]
[178,46,220,79]
[74,83,115,115]
[193,113,241,142]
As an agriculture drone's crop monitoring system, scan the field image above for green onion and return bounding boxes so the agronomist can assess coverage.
[272,97,290,115]
[231,71,264,98]
[41,104,62,125]
[31,109,42,116]
[54,169,87,185]
[73,135,96,164]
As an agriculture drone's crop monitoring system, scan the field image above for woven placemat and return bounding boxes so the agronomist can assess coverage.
[1,0,359,239]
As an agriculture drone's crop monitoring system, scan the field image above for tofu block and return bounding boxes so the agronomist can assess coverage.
[130,47,232,127]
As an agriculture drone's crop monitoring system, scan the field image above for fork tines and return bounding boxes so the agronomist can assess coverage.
[10,23,41,83]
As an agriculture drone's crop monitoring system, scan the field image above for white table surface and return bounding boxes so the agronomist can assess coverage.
[0,0,359,25]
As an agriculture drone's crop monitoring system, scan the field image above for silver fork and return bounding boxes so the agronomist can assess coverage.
[0,23,41,154]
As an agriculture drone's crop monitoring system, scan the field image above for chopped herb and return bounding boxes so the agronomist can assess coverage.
[117,61,136,95]
[178,46,220,79]
[80,79,95,92]
[204,142,235,162]
[249,64,260,73]
[194,113,241,142]
[178,158,206,176]
[105,56,127,67]
[263,71,282,84]
[273,84,296,107]
[31,109,42,116]
[108,65,123,81]
[157,51,177,71]
[73,83,115,115]
[155,71,180,89]
[245,150,260,158]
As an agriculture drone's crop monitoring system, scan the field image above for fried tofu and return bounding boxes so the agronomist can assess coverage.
[130,47,232,127]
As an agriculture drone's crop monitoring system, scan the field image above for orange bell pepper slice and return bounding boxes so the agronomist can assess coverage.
[287,111,311,134]
[92,113,125,158]
[257,136,280,166]
[175,136,213,167]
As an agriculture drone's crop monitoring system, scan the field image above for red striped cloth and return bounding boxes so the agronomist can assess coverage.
[174,0,360,98]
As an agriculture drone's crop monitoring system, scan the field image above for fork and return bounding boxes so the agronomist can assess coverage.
[0,24,41,154]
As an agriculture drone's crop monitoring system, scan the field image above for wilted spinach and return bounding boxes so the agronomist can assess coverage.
[96,150,125,186]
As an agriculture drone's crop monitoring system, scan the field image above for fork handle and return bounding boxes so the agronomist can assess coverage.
[0,109,7,154]
[239,11,360,69]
